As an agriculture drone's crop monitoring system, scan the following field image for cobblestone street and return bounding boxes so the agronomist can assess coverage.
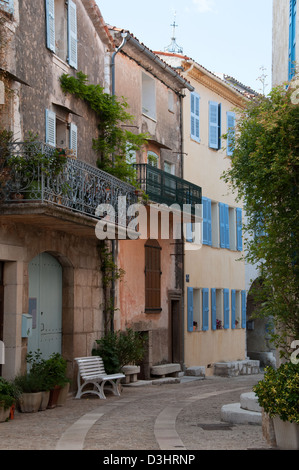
[0,373,274,452]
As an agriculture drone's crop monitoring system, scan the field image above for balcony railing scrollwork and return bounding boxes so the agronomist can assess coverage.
[0,142,137,227]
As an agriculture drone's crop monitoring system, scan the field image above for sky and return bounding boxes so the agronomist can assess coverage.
[96,0,273,94]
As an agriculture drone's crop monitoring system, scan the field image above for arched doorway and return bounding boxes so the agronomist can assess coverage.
[28,253,63,359]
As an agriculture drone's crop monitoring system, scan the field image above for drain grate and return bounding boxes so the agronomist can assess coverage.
[197,423,234,431]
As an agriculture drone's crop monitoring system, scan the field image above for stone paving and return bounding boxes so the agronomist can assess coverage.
[0,373,275,451]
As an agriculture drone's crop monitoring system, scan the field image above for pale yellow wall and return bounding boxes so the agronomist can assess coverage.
[182,68,246,372]
[272,0,299,86]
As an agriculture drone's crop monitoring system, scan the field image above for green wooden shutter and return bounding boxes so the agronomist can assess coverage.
[223,289,229,329]
[191,92,200,142]
[45,109,56,147]
[187,287,194,332]
[45,0,55,53]
[211,288,216,331]
[231,290,236,329]
[227,111,235,156]
[236,208,243,251]
[241,290,247,329]
[68,0,78,69]
[202,288,209,331]
[209,101,219,149]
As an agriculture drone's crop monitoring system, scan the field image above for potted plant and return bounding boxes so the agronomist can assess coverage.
[253,362,299,450]
[26,350,51,410]
[0,377,17,422]
[43,352,70,408]
[13,372,44,413]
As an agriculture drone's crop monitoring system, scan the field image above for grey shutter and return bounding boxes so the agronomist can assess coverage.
[68,0,78,69]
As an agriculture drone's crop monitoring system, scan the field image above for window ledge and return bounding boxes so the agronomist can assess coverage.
[52,54,70,73]
[142,113,157,123]
[145,308,162,314]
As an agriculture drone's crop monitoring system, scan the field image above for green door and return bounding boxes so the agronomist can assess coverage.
[28,253,62,359]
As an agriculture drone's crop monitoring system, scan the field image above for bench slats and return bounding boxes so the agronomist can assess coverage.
[75,356,125,400]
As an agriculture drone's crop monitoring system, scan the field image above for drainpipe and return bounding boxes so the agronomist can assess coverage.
[110,32,128,333]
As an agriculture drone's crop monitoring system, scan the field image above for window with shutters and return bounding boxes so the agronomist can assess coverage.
[187,288,209,332]
[191,92,200,142]
[145,239,162,312]
[46,108,77,156]
[209,101,221,150]
[46,0,78,69]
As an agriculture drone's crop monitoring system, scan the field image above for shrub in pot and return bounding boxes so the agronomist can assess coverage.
[13,372,44,413]
[253,362,299,449]
[92,328,147,375]
[43,352,70,408]
[0,377,17,422]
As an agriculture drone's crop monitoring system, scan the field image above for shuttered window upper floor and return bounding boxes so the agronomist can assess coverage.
[46,0,78,69]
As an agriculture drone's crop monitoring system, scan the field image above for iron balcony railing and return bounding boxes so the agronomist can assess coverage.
[0,142,137,226]
[133,163,202,214]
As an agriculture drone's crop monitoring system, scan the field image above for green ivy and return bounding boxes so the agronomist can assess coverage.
[60,72,148,184]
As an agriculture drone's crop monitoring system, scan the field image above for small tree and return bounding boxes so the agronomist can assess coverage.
[223,78,299,359]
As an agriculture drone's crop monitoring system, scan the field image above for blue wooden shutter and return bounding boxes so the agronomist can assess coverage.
[68,0,78,69]
[45,109,56,147]
[69,122,77,157]
[227,112,236,156]
[1,0,14,14]
[211,288,216,331]
[236,208,243,251]
[45,0,55,53]
[202,288,209,331]
[219,203,225,248]
[209,101,219,149]
[224,204,230,249]
[186,223,193,243]
[202,197,212,246]
[191,92,200,142]
[231,290,236,329]
[187,287,194,332]
[241,290,247,329]
[289,0,297,80]
[223,289,230,329]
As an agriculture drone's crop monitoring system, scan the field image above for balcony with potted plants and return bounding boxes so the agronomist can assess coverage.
[0,140,138,238]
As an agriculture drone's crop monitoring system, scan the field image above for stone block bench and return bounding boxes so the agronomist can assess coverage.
[121,365,140,384]
[150,363,181,378]
[214,360,260,377]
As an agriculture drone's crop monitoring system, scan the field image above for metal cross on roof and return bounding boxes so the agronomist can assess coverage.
[164,13,183,54]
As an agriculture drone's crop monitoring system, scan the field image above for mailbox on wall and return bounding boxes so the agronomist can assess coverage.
[22,314,32,338]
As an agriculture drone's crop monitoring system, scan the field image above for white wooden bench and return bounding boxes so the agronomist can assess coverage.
[75,356,125,400]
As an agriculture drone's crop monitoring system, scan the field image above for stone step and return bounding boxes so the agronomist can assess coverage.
[240,392,261,413]
[214,360,260,377]
[221,403,262,425]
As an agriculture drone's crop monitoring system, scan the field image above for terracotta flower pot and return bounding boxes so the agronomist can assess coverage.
[47,386,61,409]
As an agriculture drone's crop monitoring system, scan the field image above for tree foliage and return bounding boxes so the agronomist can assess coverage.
[223,79,299,357]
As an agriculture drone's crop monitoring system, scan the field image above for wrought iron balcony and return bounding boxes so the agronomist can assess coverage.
[133,163,202,215]
[0,142,137,227]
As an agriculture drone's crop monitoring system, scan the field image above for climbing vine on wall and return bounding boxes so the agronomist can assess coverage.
[60,71,148,183]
